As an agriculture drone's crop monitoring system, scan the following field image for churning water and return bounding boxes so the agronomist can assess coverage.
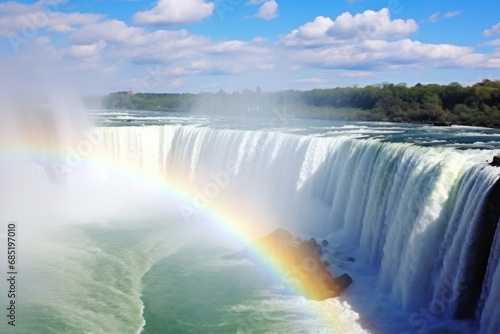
[1,108,500,334]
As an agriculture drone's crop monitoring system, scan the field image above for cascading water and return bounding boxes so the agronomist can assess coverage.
[2,104,500,333]
[98,123,500,333]
[478,218,500,334]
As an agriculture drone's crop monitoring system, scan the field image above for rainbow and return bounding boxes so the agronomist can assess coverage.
[0,137,355,333]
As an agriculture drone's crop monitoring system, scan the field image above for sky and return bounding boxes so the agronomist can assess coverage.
[0,0,500,94]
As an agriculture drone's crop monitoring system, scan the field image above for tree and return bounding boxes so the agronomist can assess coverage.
[102,79,500,128]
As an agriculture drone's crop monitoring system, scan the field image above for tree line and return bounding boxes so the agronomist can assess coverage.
[102,80,500,128]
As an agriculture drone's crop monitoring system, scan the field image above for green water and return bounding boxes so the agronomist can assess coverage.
[141,243,288,334]
[6,217,178,334]
[5,216,332,334]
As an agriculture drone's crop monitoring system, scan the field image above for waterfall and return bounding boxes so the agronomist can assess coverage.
[98,124,500,330]
[478,219,500,334]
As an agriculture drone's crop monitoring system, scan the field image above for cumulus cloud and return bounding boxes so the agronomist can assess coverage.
[481,39,500,47]
[282,8,418,48]
[0,1,102,38]
[290,16,333,40]
[62,6,497,87]
[204,39,268,54]
[70,19,268,63]
[328,8,417,39]
[254,0,278,20]
[483,22,500,37]
[4,2,500,92]
[134,0,214,26]
[280,9,500,71]
[71,19,149,45]
[64,15,274,86]
[0,1,52,15]
[64,39,108,70]
[66,40,107,58]
[286,38,487,71]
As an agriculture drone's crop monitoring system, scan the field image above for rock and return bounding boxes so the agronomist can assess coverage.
[253,228,352,301]
[491,156,500,167]
[335,273,353,291]
[433,121,451,126]
[347,257,355,262]
[315,245,323,256]
[323,261,330,267]
[322,240,329,247]
[308,272,353,300]
[269,228,293,241]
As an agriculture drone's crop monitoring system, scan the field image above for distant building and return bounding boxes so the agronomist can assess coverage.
[126,90,134,96]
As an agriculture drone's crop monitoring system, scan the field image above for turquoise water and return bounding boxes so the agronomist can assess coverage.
[3,112,499,333]
[7,215,334,334]
[91,110,500,150]
[141,242,301,334]
[10,217,178,334]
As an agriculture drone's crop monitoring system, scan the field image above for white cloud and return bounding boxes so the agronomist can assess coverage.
[327,8,417,40]
[256,63,274,70]
[291,16,334,40]
[0,1,52,15]
[169,78,184,87]
[277,8,500,72]
[4,3,500,93]
[292,78,327,84]
[71,19,147,45]
[480,39,500,47]
[427,12,440,23]
[282,8,418,48]
[134,0,214,26]
[286,38,485,71]
[254,0,278,20]
[428,10,461,23]
[63,39,109,71]
[483,22,500,37]
[66,40,107,58]
[443,11,461,19]
[339,71,377,78]
[0,2,102,37]
[245,0,267,4]
[64,16,275,85]
[49,24,74,33]
[204,39,267,54]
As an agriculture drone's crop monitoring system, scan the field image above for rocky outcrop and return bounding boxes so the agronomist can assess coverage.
[254,228,352,301]
[433,121,452,126]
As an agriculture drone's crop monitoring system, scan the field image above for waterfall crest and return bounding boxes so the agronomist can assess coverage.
[100,124,500,329]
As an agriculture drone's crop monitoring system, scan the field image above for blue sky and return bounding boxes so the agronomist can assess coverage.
[1,0,500,94]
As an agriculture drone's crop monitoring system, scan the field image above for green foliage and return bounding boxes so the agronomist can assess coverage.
[103,92,198,112]
[103,80,500,128]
